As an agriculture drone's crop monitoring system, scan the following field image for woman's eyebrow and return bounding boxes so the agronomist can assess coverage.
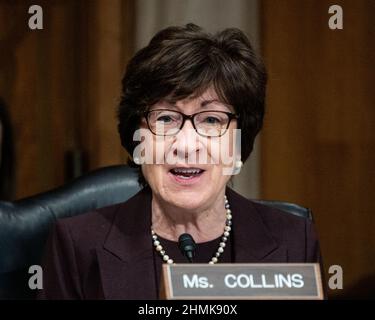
[158,98,230,110]
[200,99,221,107]
[201,99,233,111]
[159,99,176,107]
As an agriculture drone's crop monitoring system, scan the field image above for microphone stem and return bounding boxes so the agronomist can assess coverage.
[187,251,194,263]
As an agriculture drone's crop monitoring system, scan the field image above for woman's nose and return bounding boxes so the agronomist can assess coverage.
[174,118,201,159]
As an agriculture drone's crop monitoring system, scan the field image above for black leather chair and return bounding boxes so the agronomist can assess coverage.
[0,165,312,299]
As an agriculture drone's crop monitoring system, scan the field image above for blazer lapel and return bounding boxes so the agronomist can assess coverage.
[226,187,287,263]
[96,187,157,299]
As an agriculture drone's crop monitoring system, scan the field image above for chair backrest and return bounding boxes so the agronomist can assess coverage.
[0,165,311,299]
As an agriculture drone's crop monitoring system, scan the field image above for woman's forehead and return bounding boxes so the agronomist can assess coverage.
[153,89,233,112]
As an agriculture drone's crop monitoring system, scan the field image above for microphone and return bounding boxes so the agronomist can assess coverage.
[178,233,196,263]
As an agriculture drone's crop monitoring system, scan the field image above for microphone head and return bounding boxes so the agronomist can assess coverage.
[178,233,196,262]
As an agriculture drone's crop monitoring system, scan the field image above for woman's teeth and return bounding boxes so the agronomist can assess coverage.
[170,168,204,178]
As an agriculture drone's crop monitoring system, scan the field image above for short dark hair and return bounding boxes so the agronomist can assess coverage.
[118,23,267,186]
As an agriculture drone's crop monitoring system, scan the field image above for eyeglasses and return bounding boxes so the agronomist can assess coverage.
[144,109,238,137]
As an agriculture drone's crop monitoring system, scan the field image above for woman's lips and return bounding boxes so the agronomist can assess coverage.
[168,168,205,185]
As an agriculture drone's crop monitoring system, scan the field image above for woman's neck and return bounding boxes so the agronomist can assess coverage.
[151,193,227,243]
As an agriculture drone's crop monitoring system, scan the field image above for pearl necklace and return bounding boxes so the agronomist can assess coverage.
[151,195,232,264]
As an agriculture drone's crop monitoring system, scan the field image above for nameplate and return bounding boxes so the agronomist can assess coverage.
[160,263,323,300]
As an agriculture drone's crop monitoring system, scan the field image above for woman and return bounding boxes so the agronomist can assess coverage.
[39,24,322,299]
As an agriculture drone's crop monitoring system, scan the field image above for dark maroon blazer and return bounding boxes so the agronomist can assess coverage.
[38,186,323,300]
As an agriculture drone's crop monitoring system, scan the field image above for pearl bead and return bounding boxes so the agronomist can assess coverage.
[218,247,224,253]
[163,255,169,261]
[224,231,230,237]
[219,242,226,248]
[209,261,214,264]
[225,226,231,232]
[215,252,221,257]
[167,259,174,264]
[222,236,227,242]
[152,235,157,240]
[226,209,231,214]
[226,214,232,220]
[153,240,160,246]
[156,245,163,251]
[211,257,218,263]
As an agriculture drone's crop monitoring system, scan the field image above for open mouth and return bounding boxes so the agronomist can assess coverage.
[169,167,205,180]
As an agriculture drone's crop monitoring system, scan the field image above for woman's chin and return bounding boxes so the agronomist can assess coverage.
[168,195,205,211]
[162,185,208,209]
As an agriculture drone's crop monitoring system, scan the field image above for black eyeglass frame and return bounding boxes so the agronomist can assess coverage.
[143,109,239,137]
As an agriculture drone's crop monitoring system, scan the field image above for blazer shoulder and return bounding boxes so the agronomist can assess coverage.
[51,186,152,248]
[249,199,320,262]
[227,186,309,228]
[53,201,125,249]
[250,200,310,229]
[252,198,314,247]
[227,187,314,247]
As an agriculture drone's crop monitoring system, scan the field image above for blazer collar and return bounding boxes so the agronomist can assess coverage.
[226,187,285,262]
[103,186,153,263]
[97,186,157,299]
[97,186,285,299]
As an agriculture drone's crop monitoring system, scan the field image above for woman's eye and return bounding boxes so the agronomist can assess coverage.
[204,116,220,124]
[156,115,173,123]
